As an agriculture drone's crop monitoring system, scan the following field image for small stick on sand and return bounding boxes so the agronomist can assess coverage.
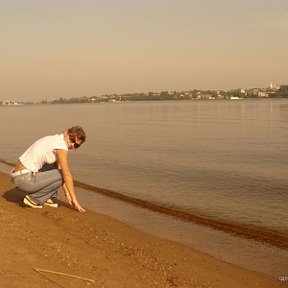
[34,269,68,288]
[34,268,95,287]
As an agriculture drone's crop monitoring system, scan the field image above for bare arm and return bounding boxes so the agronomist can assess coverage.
[55,149,85,212]
[62,183,72,205]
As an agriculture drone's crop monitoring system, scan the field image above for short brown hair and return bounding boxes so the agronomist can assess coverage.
[67,126,86,143]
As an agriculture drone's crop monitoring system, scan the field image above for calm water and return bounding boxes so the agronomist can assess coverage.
[1,100,288,276]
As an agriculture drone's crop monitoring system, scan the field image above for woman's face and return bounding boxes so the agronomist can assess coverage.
[65,134,82,150]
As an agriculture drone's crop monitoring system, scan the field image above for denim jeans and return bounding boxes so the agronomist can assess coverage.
[11,165,63,205]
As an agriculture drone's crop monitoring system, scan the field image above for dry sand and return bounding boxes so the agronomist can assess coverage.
[0,172,284,288]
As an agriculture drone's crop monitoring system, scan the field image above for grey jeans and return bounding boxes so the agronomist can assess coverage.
[11,165,63,205]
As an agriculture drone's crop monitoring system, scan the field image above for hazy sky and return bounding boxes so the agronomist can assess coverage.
[1,0,287,101]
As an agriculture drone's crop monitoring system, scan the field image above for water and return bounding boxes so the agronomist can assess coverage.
[1,100,288,276]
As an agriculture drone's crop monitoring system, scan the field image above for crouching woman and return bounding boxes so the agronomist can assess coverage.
[11,126,86,212]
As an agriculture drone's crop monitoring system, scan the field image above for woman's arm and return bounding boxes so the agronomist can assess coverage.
[62,183,72,205]
[55,149,86,212]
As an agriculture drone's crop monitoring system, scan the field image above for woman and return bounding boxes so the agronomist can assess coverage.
[10,126,86,212]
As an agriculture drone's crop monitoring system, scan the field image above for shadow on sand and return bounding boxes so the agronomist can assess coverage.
[2,188,71,209]
[2,187,24,204]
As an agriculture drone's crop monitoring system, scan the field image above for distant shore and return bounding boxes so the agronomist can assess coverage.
[0,171,283,288]
[1,84,288,105]
[1,97,288,106]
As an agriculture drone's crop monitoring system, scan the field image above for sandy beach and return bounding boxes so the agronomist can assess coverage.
[0,171,284,288]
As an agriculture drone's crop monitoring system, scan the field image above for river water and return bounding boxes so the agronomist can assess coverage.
[0,99,287,277]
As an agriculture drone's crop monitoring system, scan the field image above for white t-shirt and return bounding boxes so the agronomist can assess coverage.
[19,134,68,172]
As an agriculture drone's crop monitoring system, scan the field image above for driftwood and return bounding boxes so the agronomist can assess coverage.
[34,268,95,287]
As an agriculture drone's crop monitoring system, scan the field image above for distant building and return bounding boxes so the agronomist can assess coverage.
[1,100,23,105]
[258,91,268,97]
[269,82,274,90]
[199,93,213,100]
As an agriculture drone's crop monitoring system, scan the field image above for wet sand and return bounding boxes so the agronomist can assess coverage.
[0,172,284,288]
[74,180,288,249]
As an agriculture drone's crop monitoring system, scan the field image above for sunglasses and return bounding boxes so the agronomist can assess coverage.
[69,136,81,149]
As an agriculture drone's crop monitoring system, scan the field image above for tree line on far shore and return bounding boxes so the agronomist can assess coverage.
[39,85,288,104]
[3,85,287,105]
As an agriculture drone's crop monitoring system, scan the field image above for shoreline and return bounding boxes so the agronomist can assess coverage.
[0,172,284,288]
[2,158,287,249]
[74,180,288,249]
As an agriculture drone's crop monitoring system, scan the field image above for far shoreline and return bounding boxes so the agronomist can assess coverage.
[1,97,288,107]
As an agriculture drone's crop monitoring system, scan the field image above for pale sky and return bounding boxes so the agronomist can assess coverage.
[1,0,287,102]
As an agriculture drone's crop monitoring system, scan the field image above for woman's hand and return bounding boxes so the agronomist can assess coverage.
[56,150,86,213]
[64,188,85,212]
[72,200,86,212]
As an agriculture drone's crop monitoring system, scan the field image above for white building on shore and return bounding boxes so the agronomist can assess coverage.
[1,100,23,105]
